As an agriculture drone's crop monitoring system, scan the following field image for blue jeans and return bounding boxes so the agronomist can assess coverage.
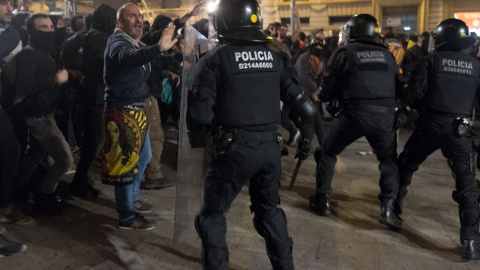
[114,130,152,222]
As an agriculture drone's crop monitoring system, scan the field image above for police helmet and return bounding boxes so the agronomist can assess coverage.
[210,0,273,43]
[339,14,381,44]
[432,18,476,51]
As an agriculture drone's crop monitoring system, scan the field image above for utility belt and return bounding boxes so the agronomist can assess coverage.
[213,127,283,157]
[424,109,472,138]
[343,103,396,114]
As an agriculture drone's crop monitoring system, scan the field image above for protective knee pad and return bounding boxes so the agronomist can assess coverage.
[457,197,480,228]
[195,215,229,268]
[252,209,293,269]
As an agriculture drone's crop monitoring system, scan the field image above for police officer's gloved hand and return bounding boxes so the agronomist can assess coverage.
[295,138,312,161]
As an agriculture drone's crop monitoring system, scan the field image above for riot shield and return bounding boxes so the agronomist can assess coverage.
[173,22,217,245]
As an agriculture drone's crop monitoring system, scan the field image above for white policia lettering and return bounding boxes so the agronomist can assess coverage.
[235,51,274,62]
[442,59,473,69]
[356,50,386,63]
[442,59,474,75]
[356,51,385,58]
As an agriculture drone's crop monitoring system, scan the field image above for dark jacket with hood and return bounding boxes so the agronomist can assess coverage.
[82,4,116,106]
[140,15,184,46]
[15,28,59,117]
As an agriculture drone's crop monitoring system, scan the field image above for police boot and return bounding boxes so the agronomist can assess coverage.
[379,198,402,229]
[309,194,331,217]
[461,240,480,260]
[396,186,408,214]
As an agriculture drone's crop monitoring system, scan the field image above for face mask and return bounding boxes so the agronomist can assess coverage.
[29,28,56,54]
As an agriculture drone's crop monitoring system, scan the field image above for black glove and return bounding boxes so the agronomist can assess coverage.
[326,99,341,117]
[295,138,312,160]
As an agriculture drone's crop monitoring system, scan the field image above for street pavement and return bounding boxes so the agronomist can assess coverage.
[2,123,480,270]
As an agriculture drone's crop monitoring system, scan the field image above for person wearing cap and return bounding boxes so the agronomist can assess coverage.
[396,18,480,260]
[188,0,315,269]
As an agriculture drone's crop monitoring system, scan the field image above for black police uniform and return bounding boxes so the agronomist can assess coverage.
[313,41,401,215]
[188,41,314,270]
[397,50,480,242]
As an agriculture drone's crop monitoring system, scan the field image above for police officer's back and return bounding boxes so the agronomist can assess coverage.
[310,14,404,230]
[187,0,315,269]
[397,18,480,260]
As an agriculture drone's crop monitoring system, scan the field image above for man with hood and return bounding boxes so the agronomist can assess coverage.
[140,1,204,46]
[14,13,73,216]
[69,4,117,198]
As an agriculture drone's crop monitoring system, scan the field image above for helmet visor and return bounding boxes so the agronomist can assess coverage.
[428,31,436,53]
[339,25,349,45]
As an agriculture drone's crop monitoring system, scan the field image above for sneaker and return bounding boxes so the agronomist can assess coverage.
[142,177,175,190]
[118,214,156,230]
[0,205,34,226]
[0,235,27,257]
[134,200,153,214]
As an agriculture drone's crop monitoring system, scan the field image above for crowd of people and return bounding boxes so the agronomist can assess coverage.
[1,0,480,268]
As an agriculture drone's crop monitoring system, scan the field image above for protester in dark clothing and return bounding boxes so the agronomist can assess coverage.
[15,13,73,216]
[70,4,117,198]
[85,13,92,31]
[1,11,28,161]
[0,0,34,243]
[404,32,429,73]
[48,14,66,64]
[70,15,84,33]
[141,2,204,46]
[294,42,330,146]
[11,11,28,47]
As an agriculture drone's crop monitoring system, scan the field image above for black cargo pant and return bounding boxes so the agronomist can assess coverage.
[195,140,294,270]
[315,109,399,200]
[398,115,480,241]
[72,105,104,185]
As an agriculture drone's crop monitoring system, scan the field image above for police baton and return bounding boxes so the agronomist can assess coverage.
[289,157,303,190]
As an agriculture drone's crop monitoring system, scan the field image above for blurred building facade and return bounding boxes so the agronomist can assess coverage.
[24,0,480,36]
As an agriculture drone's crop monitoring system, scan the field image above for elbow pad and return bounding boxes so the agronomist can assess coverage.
[288,92,316,120]
[288,93,316,141]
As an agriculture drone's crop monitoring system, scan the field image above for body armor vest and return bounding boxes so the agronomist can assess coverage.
[425,51,480,116]
[342,42,397,100]
[214,43,283,127]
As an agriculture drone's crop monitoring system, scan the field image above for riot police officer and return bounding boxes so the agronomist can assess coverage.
[187,0,315,269]
[310,14,404,229]
[396,18,480,260]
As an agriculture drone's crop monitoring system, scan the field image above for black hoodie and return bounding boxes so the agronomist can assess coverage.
[81,4,116,106]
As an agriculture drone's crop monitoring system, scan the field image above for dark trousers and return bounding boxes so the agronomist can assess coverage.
[0,107,21,208]
[72,105,105,185]
[195,141,294,270]
[315,110,399,200]
[398,116,479,241]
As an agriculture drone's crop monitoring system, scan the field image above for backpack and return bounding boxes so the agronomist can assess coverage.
[59,31,85,71]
